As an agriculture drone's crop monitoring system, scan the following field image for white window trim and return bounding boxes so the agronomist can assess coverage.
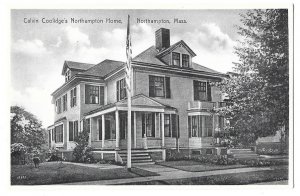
[149,74,169,99]
[54,122,64,144]
[193,80,208,101]
[83,83,104,105]
[116,77,127,102]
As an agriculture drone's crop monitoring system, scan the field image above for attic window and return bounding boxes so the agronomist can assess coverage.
[65,70,71,82]
[182,54,190,67]
[172,52,180,66]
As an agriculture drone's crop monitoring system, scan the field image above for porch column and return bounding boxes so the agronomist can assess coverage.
[134,111,137,148]
[89,118,92,146]
[115,110,120,149]
[102,115,105,148]
[161,113,165,147]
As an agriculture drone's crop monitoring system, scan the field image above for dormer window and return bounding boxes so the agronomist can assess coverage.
[172,52,180,66]
[65,70,71,82]
[182,54,190,68]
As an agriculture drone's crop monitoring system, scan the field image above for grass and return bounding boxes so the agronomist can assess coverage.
[123,168,288,185]
[11,162,144,185]
[157,160,247,172]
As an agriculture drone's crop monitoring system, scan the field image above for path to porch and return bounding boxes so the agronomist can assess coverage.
[63,164,273,185]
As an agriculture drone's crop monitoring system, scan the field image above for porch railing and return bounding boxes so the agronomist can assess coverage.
[188,101,227,110]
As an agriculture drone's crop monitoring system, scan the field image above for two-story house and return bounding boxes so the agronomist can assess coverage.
[48,28,227,163]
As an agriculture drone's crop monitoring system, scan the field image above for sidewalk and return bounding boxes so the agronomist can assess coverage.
[63,164,272,185]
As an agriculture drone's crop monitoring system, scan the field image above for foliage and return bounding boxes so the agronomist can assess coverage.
[11,106,46,152]
[214,9,289,145]
[236,158,288,167]
[72,129,95,163]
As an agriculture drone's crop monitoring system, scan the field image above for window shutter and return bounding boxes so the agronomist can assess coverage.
[165,77,171,98]
[69,122,73,141]
[188,116,191,138]
[98,118,102,140]
[151,113,155,137]
[116,80,119,101]
[171,114,177,138]
[85,85,88,104]
[100,86,104,105]
[142,113,145,137]
[177,115,180,138]
[149,76,155,97]
[207,82,212,101]
[74,121,78,138]
[54,127,57,142]
[193,81,199,100]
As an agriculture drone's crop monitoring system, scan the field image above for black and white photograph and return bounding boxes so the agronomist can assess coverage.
[5,2,294,188]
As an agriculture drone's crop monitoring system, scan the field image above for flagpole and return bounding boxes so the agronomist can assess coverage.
[126,15,132,170]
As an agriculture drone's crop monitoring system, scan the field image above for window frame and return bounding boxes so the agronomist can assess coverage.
[194,80,208,101]
[149,75,171,98]
[182,54,190,68]
[172,52,181,66]
[85,84,100,104]
[69,121,79,142]
[188,115,213,138]
[65,70,71,82]
[70,87,77,108]
[54,124,63,143]
[116,78,127,101]
[56,98,62,114]
[164,114,171,137]
[62,94,67,112]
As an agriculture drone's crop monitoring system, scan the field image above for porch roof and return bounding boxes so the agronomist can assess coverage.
[84,94,177,118]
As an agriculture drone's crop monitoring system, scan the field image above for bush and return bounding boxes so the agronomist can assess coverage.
[166,149,189,161]
[236,158,287,167]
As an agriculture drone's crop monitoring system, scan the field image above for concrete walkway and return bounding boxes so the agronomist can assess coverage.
[64,164,272,185]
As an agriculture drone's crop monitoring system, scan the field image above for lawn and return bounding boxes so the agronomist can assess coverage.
[11,162,151,185]
[157,160,247,172]
[123,168,288,185]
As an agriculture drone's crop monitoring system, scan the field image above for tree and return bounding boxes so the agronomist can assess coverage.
[215,9,289,145]
[11,106,46,152]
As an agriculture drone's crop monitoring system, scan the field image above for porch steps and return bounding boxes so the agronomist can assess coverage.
[227,148,260,159]
[118,151,155,165]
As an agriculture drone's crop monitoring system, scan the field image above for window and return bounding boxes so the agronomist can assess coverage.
[188,115,213,137]
[55,98,62,114]
[219,116,224,131]
[149,76,171,98]
[69,121,78,141]
[116,78,127,101]
[142,113,155,137]
[54,124,63,143]
[85,85,99,104]
[85,84,104,105]
[70,87,77,107]
[62,94,67,112]
[193,81,207,101]
[164,114,171,137]
[65,70,71,82]
[172,52,180,66]
[182,54,190,67]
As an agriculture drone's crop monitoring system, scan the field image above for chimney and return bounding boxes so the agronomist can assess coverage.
[155,28,170,51]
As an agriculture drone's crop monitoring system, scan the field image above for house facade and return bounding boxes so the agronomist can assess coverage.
[47,28,227,162]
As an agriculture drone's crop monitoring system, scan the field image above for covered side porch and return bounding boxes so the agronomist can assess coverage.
[83,94,177,162]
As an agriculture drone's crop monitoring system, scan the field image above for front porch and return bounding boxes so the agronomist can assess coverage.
[84,94,177,162]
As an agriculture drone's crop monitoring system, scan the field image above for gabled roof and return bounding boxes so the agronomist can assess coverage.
[84,94,177,117]
[192,62,222,74]
[156,40,197,58]
[81,59,125,77]
[62,61,95,75]
[133,46,167,66]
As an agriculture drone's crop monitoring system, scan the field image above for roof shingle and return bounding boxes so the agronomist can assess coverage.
[81,59,125,77]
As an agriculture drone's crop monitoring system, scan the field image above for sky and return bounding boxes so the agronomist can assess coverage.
[11,9,245,127]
